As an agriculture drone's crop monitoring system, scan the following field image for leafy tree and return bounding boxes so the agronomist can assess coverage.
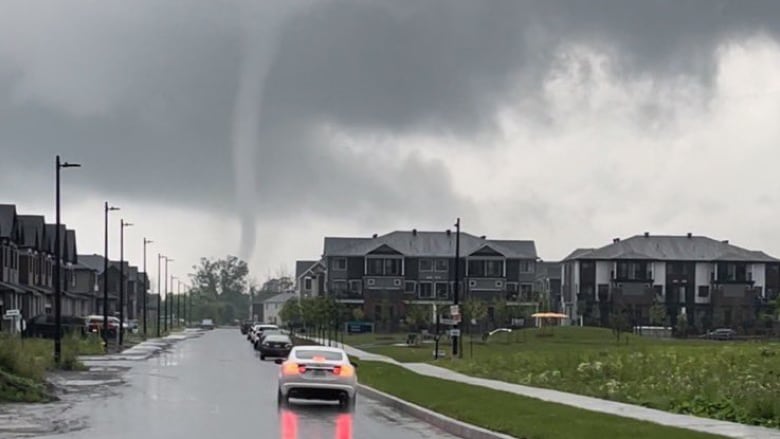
[189,255,251,324]
[352,307,365,321]
[279,298,300,326]
[463,298,487,331]
[405,303,430,331]
[648,302,667,327]
[492,298,509,328]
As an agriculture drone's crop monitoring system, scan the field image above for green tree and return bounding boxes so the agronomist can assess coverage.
[279,298,300,326]
[492,298,509,328]
[351,307,365,321]
[405,303,430,331]
[189,255,251,324]
[648,302,667,327]
[463,298,487,330]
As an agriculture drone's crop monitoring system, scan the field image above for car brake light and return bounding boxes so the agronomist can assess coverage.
[312,355,326,362]
[282,362,300,376]
[333,364,354,377]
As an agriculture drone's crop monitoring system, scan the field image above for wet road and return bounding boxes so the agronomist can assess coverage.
[30,329,457,439]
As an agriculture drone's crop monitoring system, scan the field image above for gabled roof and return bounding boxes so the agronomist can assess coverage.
[323,231,537,259]
[78,254,107,274]
[564,235,779,263]
[295,260,319,279]
[563,248,595,261]
[65,230,77,264]
[44,224,67,258]
[0,204,18,240]
[17,215,46,250]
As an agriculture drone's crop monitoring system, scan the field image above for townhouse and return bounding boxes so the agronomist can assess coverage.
[295,260,325,298]
[320,230,538,324]
[561,233,779,331]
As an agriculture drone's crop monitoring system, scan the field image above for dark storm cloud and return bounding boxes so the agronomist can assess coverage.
[2,0,780,220]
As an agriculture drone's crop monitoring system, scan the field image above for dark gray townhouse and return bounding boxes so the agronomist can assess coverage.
[562,233,780,331]
[321,230,538,322]
[295,259,325,298]
[0,205,23,329]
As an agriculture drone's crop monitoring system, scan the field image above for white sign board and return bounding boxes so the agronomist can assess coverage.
[450,305,459,315]
[4,309,20,317]
[449,329,461,337]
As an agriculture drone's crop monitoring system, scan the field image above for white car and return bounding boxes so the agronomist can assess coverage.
[249,324,278,344]
[275,346,358,411]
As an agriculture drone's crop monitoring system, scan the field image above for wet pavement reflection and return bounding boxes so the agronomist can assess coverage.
[19,329,456,439]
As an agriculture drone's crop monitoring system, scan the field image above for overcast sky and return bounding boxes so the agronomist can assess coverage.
[2,0,780,287]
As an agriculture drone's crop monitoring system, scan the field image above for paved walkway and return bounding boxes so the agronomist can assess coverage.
[308,337,780,439]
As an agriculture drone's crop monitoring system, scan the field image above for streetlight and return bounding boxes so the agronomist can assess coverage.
[157,254,164,337]
[177,280,182,328]
[142,238,153,338]
[54,155,80,364]
[103,202,119,349]
[452,217,461,358]
[118,219,133,346]
[164,257,174,332]
[171,275,178,329]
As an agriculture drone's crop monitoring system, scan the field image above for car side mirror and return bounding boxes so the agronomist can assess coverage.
[274,359,284,365]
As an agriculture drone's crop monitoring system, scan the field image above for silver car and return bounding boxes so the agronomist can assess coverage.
[275,346,358,411]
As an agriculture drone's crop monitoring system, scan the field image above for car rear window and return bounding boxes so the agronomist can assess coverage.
[264,335,291,343]
[295,350,344,361]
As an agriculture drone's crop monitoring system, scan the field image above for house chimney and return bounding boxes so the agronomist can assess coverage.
[613,238,620,243]
[644,232,649,237]
[687,233,692,238]
[446,229,451,236]
[480,235,486,239]
[722,240,729,244]
[412,229,417,236]
[372,233,378,239]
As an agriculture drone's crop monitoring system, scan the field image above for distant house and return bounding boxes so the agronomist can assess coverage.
[262,292,297,325]
[562,233,780,332]
[78,254,122,316]
[295,260,325,298]
[535,261,562,312]
[17,215,51,318]
[0,205,23,329]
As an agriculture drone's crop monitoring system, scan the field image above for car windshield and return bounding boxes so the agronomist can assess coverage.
[294,350,344,361]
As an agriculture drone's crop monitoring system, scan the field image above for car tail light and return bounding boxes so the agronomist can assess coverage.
[332,364,355,377]
[282,362,301,376]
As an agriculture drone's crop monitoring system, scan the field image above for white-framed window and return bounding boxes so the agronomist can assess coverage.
[520,260,535,274]
[435,282,449,299]
[467,259,505,277]
[304,277,312,291]
[333,258,347,271]
[419,259,433,272]
[349,280,362,295]
[367,257,403,276]
[418,282,434,299]
[435,259,449,272]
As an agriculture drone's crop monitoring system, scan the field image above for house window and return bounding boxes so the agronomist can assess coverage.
[304,277,312,291]
[468,259,505,277]
[348,280,362,295]
[698,286,709,298]
[333,258,347,271]
[419,259,433,272]
[367,257,403,276]
[617,262,650,280]
[405,281,416,294]
[418,282,434,299]
[435,259,449,272]
[332,280,347,293]
[520,261,535,273]
[435,282,449,300]
[718,263,748,282]
[486,260,503,277]
[506,282,519,293]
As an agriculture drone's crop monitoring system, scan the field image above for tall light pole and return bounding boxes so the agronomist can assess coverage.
[171,275,178,328]
[118,219,133,346]
[142,238,153,338]
[452,218,461,358]
[157,254,164,337]
[164,257,174,333]
[103,202,119,349]
[177,280,182,328]
[54,155,80,364]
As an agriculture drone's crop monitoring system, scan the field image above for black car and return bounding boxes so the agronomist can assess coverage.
[257,334,293,360]
[24,314,86,339]
[240,321,254,335]
[254,328,283,350]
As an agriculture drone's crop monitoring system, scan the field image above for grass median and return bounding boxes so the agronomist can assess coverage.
[358,327,780,428]
[0,333,103,402]
[357,359,726,439]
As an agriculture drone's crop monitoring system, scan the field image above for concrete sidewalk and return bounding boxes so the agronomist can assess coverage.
[79,328,207,362]
[308,337,780,439]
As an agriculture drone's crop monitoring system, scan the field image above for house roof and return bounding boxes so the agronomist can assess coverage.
[537,261,562,279]
[17,215,46,250]
[44,224,67,257]
[78,254,107,274]
[323,231,537,259]
[0,204,17,240]
[564,235,779,263]
[263,292,296,305]
[296,260,318,279]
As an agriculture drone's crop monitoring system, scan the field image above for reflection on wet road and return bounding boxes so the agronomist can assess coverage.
[30,329,456,439]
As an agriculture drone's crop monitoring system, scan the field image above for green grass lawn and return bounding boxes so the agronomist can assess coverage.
[358,327,780,428]
[357,360,727,439]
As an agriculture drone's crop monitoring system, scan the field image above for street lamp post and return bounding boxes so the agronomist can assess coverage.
[157,254,164,337]
[103,202,119,349]
[452,217,461,358]
[118,219,133,346]
[170,276,178,329]
[177,280,182,328]
[142,238,153,338]
[164,257,173,332]
[54,155,81,364]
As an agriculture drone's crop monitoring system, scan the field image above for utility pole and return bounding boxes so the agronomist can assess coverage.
[103,202,119,348]
[54,155,80,364]
[164,257,173,332]
[119,219,133,346]
[142,238,153,338]
[452,218,461,358]
[157,254,163,337]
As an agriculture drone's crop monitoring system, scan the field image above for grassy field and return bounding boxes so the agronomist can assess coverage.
[357,360,727,439]
[0,333,104,402]
[354,327,780,428]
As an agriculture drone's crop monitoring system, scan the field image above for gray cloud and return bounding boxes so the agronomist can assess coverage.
[2,0,780,257]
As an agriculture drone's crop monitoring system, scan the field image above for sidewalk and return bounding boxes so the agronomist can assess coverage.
[308,337,780,439]
[79,328,206,362]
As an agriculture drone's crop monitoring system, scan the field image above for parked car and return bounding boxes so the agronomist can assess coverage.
[124,319,139,333]
[24,314,86,339]
[240,321,254,335]
[254,328,284,350]
[85,314,121,337]
[200,319,215,330]
[249,324,278,345]
[257,334,294,360]
[276,346,358,411]
[703,328,737,340]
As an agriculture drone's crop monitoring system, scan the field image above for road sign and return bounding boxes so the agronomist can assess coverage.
[450,305,459,315]
[449,329,461,337]
[452,313,462,324]
[4,309,20,317]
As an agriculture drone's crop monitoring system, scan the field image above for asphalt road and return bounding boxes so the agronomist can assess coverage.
[27,328,457,439]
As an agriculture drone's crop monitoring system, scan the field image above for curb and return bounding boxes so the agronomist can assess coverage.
[358,384,516,439]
